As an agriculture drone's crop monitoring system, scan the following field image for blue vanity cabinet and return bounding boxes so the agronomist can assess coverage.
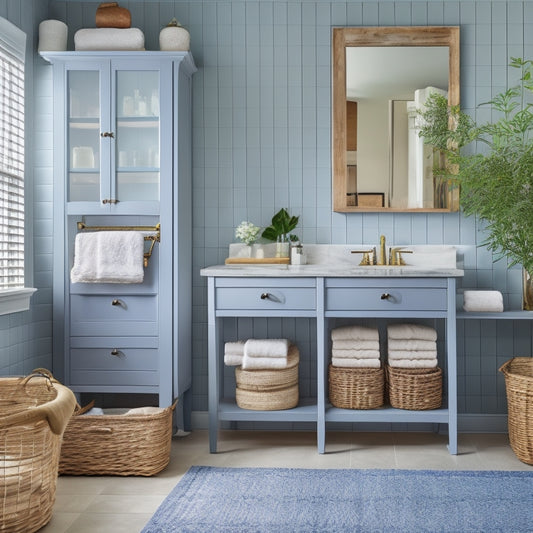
[43,52,196,418]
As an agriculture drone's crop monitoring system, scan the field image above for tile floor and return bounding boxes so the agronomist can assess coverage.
[42,430,531,533]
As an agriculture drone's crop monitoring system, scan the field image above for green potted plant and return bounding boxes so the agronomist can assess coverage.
[262,208,300,258]
[418,57,533,309]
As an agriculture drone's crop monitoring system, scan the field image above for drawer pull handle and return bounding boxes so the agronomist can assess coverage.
[380,293,391,300]
[110,348,120,356]
[100,131,114,138]
[260,292,270,300]
[111,299,120,306]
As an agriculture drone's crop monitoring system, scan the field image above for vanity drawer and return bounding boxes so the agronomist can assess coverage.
[70,294,157,336]
[215,278,316,311]
[326,279,447,312]
[69,337,158,386]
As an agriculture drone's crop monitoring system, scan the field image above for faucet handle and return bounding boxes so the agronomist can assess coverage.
[389,247,413,266]
[351,247,376,266]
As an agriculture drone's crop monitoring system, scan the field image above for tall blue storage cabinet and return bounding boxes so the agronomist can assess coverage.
[42,51,196,426]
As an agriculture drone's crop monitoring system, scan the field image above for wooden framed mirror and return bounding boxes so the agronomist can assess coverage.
[332,26,460,212]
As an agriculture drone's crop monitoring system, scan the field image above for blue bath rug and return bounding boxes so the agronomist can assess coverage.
[142,466,533,532]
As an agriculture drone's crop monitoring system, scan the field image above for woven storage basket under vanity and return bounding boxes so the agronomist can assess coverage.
[0,370,76,533]
[386,365,442,410]
[328,364,385,409]
[235,344,299,410]
[59,401,176,476]
[499,357,533,465]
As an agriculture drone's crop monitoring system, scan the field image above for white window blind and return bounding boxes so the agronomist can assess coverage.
[0,17,25,290]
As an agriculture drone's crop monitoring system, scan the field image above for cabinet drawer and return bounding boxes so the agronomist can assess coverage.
[326,287,447,312]
[216,286,316,311]
[69,342,158,387]
[70,294,157,336]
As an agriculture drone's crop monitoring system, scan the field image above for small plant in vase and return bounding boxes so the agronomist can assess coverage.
[262,208,300,258]
[418,57,533,309]
[235,221,261,257]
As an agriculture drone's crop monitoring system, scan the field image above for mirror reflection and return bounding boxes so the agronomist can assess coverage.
[332,27,460,212]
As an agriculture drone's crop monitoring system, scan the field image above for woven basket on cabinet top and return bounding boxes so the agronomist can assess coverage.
[499,357,533,465]
[0,371,76,533]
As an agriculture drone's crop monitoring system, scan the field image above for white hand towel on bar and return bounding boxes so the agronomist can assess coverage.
[388,350,438,360]
[463,290,504,312]
[389,358,438,369]
[331,325,379,341]
[331,348,381,359]
[331,357,381,368]
[387,324,437,341]
[244,338,290,358]
[70,231,144,284]
[387,339,436,351]
[332,340,380,351]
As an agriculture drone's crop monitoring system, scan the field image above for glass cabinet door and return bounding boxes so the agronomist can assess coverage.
[114,70,160,202]
[67,70,101,202]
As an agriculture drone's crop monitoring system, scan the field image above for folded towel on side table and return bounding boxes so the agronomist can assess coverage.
[463,290,504,312]
[71,231,145,283]
[387,324,437,341]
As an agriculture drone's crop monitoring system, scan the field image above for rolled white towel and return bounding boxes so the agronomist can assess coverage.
[331,325,379,341]
[463,290,504,313]
[224,354,243,366]
[244,338,290,358]
[225,341,245,355]
[387,339,436,351]
[331,357,381,368]
[387,324,437,341]
[388,350,438,360]
[332,339,380,351]
[331,348,381,359]
[389,359,438,369]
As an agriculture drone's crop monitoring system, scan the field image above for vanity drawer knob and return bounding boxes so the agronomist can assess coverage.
[110,348,120,356]
[260,292,270,300]
[111,299,121,306]
[380,293,391,300]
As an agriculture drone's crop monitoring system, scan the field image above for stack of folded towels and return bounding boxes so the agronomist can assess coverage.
[387,323,438,368]
[331,325,381,368]
[224,338,297,369]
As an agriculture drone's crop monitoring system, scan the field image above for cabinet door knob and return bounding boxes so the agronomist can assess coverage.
[102,198,119,205]
[260,292,270,300]
[100,131,114,138]
[110,348,120,356]
[111,299,121,306]
[380,293,391,300]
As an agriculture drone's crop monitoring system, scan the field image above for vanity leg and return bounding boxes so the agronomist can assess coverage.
[207,277,219,453]
[317,279,326,454]
[447,278,458,455]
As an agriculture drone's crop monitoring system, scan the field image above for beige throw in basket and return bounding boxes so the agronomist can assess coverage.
[499,357,533,465]
[0,370,76,533]
[59,401,177,476]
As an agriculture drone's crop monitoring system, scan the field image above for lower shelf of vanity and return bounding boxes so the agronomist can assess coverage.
[218,399,449,425]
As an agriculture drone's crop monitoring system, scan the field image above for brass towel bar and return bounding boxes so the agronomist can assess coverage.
[76,222,160,268]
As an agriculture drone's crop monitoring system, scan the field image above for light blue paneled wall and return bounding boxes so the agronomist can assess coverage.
[12,0,533,422]
[0,0,52,375]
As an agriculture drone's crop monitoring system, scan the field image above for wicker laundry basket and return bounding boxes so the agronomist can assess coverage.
[0,370,76,533]
[59,401,176,476]
[386,364,442,410]
[328,364,385,409]
[499,357,533,465]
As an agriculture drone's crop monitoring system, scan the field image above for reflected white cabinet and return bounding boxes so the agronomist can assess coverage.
[43,52,196,422]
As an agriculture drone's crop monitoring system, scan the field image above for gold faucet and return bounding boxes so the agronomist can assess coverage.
[351,247,376,265]
[389,247,413,266]
[378,235,387,265]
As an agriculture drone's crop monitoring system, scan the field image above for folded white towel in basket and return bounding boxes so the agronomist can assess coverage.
[331,325,379,341]
[463,290,504,312]
[225,341,245,355]
[331,357,381,368]
[224,354,243,366]
[332,340,380,351]
[387,324,437,341]
[70,231,145,284]
[388,350,438,360]
[331,348,381,359]
[242,345,299,370]
[244,338,290,358]
[387,339,436,351]
[389,359,438,369]
[74,28,145,51]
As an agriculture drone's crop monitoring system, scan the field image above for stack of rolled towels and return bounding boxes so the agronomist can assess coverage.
[224,338,298,369]
[387,324,438,368]
[331,325,381,368]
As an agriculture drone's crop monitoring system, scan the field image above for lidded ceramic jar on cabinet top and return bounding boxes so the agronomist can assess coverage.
[159,18,190,51]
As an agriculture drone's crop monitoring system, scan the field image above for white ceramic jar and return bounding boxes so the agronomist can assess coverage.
[38,20,68,52]
[159,18,190,51]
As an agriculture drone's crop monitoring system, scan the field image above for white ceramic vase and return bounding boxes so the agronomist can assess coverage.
[159,19,190,51]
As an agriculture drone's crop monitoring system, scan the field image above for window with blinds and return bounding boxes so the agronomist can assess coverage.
[0,18,25,290]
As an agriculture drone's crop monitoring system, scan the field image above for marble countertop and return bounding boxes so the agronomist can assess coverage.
[201,244,464,278]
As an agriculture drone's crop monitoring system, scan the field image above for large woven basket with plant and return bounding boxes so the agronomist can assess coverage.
[0,369,76,533]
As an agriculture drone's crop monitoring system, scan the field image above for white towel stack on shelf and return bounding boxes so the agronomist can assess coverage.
[387,324,438,368]
[331,325,381,368]
[224,339,297,369]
